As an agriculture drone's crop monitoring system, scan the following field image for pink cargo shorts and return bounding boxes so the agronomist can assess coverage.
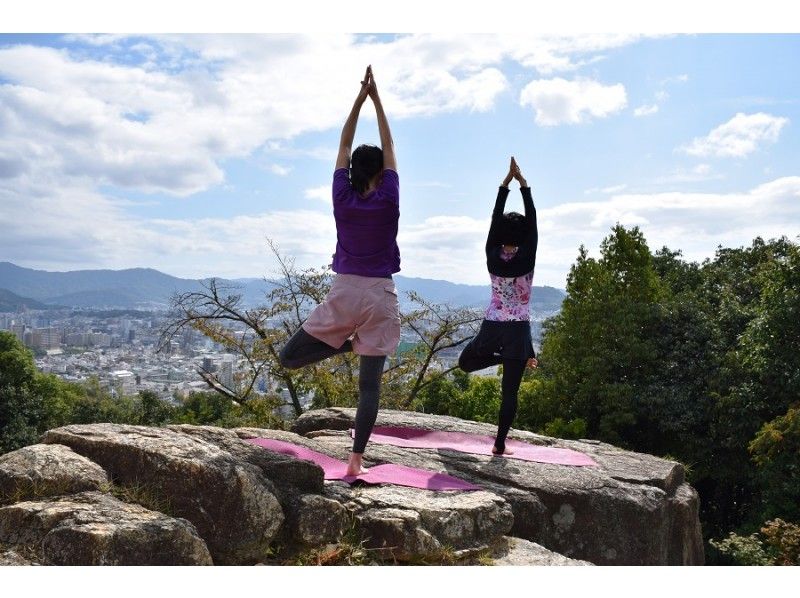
[302,273,401,356]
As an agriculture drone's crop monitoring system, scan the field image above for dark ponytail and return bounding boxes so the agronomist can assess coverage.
[350,144,384,194]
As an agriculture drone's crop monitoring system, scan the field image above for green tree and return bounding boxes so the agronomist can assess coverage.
[173,391,284,429]
[136,390,177,426]
[0,331,46,453]
[749,405,800,523]
[531,230,800,546]
[536,225,663,447]
[711,519,800,565]
[700,238,800,535]
[0,332,94,453]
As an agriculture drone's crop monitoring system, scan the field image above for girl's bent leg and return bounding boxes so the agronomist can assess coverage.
[279,327,352,370]
[494,358,526,454]
[458,339,502,373]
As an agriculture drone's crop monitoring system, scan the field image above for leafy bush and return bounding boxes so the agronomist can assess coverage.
[710,519,800,565]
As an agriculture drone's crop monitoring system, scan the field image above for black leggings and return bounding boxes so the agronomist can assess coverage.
[458,348,527,453]
[279,327,385,454]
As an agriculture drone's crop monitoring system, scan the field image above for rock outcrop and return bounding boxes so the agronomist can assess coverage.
[0,409,705,566]
[0,444,108,503]
[0,491,212,565]
[488,537,593,566]
[40,424,284,564]
[291,408,705,565]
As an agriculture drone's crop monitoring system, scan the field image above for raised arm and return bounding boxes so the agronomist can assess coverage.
[367,67,397,171]
[486,158,515,253]
[509,157,535,229]
[513,159,538,264]
[335,66,372,170]
[486,185,510,253]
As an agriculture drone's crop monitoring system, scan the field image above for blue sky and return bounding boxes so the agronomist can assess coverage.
[1,33,798,287]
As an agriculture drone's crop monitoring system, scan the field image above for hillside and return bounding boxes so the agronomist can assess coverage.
[0,288,55,312]
[0,262,566,311]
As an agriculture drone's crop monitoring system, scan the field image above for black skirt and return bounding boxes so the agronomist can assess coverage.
[464,319,535,361]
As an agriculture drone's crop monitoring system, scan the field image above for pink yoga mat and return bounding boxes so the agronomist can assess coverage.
[357,426,598,467]
[244,437,481,491]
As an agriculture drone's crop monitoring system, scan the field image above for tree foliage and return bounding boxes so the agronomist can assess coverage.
[529,228,800,548]
[0,330,52,452]
[535,225,664,446]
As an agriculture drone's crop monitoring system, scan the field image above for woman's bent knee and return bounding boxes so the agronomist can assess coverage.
[278,345,299,369]
[458,354,477,373]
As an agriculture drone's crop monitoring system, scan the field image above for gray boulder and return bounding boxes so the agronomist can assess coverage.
[291,408,705,565]
[488,537,593,565]
[324,483,513,560]
[282,493,349,549]
[170,425,348,550]
[0,444,108,504]
[0,491,211,565]
[0,547,40,565]
[41,424,283,564]
[168,425,324,495]
[230,427,514,561]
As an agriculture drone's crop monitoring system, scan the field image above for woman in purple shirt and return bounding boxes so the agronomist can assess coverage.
[280,66,400,476]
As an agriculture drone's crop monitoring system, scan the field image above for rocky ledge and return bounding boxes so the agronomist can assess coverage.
[0,409,703,565]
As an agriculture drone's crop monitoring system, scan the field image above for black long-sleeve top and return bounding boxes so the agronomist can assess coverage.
[485,185,538,278]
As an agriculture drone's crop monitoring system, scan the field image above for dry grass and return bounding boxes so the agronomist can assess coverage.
[101,480,174,516]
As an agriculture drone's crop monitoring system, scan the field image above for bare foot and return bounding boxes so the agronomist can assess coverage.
[492,446,514,456]
[346,453,369,476]
[345,465,370,476]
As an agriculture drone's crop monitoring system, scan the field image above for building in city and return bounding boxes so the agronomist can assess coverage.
[109,370,136,397]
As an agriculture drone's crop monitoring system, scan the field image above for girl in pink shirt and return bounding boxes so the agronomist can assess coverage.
[458,157,539,455]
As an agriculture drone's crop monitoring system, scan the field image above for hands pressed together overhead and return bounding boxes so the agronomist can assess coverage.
[338,65,394,171]
[357,65,381,105]
[502,156,528,188]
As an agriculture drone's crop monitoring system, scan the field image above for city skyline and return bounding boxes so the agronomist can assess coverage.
[1,31,798,287]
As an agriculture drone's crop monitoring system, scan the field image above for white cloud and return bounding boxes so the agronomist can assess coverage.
[694,164,711,175]
[660,74,689,85]
[0,174,338,279]
[653,163,722,184]
[397,216,488,281]
[505,34,650,75]
[586,184,629,194]
[634,104,659,117]
[268,164,291,176]
[262,142,336,162]
[406,176,800,285]
[632,76,683,119]
[519,78,627,126]
[0,35,652,199]
[5,170,798,288]
[535,177,800,278]
[304,186,330,202]
[7,34,795,288]
[681,112,789,158]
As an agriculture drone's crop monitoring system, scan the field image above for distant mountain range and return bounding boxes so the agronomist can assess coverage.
[0,288,56,312]
[0,262,566,312]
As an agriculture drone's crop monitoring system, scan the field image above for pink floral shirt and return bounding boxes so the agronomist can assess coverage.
[485,249,533,321]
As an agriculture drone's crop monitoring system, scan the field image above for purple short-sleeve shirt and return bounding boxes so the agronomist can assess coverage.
[331,168,401,277]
